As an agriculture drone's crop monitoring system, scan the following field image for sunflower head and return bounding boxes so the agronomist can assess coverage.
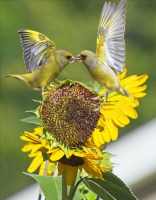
[40,80,100,147]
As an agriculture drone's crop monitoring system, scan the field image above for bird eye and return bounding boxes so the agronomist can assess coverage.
[81,55,86,60]
[66,56,71,60]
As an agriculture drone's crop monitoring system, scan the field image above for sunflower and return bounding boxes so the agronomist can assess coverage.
[21,127,110,186]
[40,81,101,147]
[90,69,148,147]
[20,73,147,185]
[20,127,55,175]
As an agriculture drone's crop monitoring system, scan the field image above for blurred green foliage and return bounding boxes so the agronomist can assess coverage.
[1,0,156,199]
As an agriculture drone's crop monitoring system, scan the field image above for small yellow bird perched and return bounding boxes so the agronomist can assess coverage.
[3,30,75,95]
[76,0,134,103]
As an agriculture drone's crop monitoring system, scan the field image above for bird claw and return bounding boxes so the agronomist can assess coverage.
[91,95,104,101]
[94,98,106,111]
[94,107,100,111]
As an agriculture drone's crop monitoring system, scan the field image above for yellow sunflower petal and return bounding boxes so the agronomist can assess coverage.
[108,94,122,102]
[67,150,75,158]
[27,152,43,173]
[116,109,130,126]
[39,161,54,175]
[102,128,111,142]
[74,152,86,157]
[96,130,105,147]
[120,105,138,119]
[31,144,44,154]
[84,142,103,158]
[58,163,66,175]
[121,75,137,85]
[92,130,101,147]
[65,166,78,186]
[20,135,32,142]
[47,163,55,175]
[134,92,147,98]
[113,118,125,127]
[39,161,46,175]
[126,85,147,94]
[34,127,43,134]
[50,148,64,161]
[119,68,127,79]
[106,119,118,141]
[102,109,121,119]
[21,142,35,152]
[23,132,40,142]
[117,96,135,104]
[40,139,51,149]
[123,75,148,88]
[28,152,39,157]
[78,166,82,171]
[47,147,59,154]
[83,160,104,180]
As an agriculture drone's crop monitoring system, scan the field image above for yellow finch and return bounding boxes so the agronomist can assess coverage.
[3,30,75,95]
[76,0,134,103]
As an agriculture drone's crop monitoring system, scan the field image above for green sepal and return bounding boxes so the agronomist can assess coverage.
[50,141,58,148]
[31,98,42,103]
[44,79,98,96]
[25,106,41,119]
[99,152,114,169]
[20,116,42,126]
[43,129,83,157]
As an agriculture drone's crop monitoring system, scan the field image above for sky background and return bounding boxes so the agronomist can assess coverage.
[1,0,156,199]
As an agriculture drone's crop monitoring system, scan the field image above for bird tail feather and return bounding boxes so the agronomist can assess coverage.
[3,74,25,81]
[121,88,137,105]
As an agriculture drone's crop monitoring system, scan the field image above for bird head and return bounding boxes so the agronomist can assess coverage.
[54,50,76,70]
[75,50,98,70]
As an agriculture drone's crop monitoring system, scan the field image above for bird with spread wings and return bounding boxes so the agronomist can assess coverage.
[3,30,75,95]
[76,0,135,105]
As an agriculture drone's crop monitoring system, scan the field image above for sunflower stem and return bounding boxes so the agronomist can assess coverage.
[68,178,84,200]
[68,178,76,200]
[62,172,67,200]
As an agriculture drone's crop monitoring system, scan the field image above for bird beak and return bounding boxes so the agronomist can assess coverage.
[69,56,76,63]
[75,54,82,62]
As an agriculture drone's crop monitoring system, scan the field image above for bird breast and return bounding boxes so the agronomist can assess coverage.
[90,58,119,89]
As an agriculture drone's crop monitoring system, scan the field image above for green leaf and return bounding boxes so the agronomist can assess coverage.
[20,116,41,126]
[78,184,97,200]
[83,171,138,200]
[24,172,62,200]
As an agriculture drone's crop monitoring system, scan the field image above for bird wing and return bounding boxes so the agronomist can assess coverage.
[18,29,55,73]
[96,0,127,75]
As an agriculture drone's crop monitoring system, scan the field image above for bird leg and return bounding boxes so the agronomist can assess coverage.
[91,94,104,101]
[104,91,108,102]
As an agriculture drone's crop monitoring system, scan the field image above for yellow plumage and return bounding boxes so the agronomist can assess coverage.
[76,0,134,103]
[3,29,75,95]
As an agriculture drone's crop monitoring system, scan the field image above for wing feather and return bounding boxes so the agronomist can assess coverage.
[96,0,127,74]
[18,29,55,73]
